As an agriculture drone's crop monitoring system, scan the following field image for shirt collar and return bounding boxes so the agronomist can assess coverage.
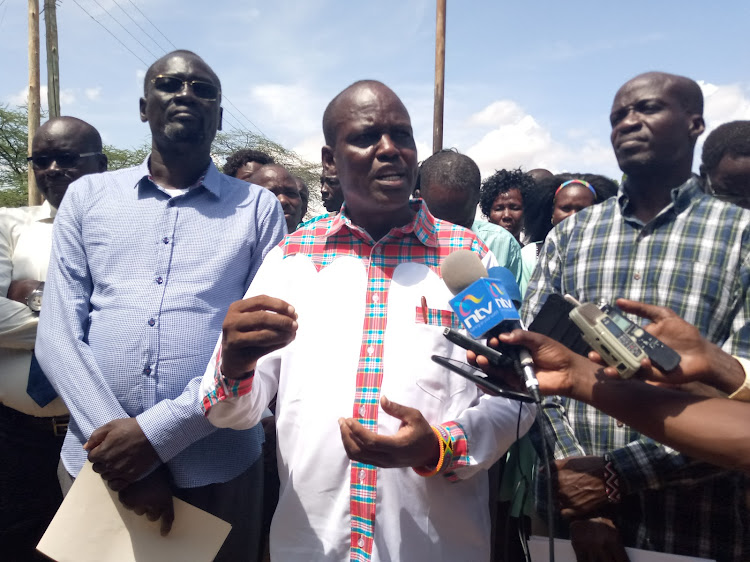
[322,199,440,247]
[135,155,221,198]
[617,174,702,221]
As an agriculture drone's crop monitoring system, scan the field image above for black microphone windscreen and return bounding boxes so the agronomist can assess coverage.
[441,250,488,295]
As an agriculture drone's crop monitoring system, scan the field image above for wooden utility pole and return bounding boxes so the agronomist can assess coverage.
[432,0,446,154]
[28,0,42,206]
[45,0,60,118]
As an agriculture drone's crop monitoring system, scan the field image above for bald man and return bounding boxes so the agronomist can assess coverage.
[0,116,106,560]
[524,71,750,562]
[248,164,303,232]
[200,80,534,561]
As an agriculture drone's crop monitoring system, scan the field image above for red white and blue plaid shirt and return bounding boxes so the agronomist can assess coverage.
[202,200,535,561]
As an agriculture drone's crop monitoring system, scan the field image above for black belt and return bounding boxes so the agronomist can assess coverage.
[0,402,69,437]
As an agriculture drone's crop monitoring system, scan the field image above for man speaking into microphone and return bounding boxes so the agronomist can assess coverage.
[199,80,534,562]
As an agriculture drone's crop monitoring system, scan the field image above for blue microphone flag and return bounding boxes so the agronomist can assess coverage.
[448,277,520,338]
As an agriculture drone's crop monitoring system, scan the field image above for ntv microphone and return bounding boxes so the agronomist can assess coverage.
[441,250,542,403]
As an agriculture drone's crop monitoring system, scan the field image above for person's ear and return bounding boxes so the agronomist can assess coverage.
[139,97,148,123]
[322,145,336,176]
[688,114,705,142]
[98,153,108,172]
[218,107,223,131]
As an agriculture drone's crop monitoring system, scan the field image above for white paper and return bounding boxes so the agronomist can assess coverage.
[528,536,715,562]
[37,462,232,562]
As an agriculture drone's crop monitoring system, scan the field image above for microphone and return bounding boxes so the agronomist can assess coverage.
[441,250,542,403]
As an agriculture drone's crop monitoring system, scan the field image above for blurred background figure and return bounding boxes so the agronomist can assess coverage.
[479,168,535,242]
[248,164,304,233]
[522,173,617,281]
[701,120,750,209]
[320,173,344,213]
[223,148,275,181]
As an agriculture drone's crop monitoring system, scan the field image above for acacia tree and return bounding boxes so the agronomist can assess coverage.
[211,129,322,214]
[0,105,322,213]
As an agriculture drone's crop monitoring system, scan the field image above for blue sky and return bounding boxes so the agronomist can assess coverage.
[3,0,750,181]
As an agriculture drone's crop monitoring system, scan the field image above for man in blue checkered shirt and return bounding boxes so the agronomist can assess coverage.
[523,72,750,562]
[36,51,286,561]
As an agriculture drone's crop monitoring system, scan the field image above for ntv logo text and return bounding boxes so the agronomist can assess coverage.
[461,296,515,330]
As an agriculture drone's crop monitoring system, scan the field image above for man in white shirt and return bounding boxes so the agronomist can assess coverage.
[201,80,535,561]
[0,116,106,561]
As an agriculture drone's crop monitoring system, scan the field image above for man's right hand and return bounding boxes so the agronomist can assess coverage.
[570,517,630,562]
[220,295,298,379]
[117,466,174,536]
[7,279,42,304]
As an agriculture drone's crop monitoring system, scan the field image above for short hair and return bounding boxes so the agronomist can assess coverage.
[222,149,275,177]
[322,80,392,146]
[479,168,536,218]
[621,72,703,115]
[418,150,481,201]
[36,116,103,152]
[143,50,221,96]
[702,121,750,173]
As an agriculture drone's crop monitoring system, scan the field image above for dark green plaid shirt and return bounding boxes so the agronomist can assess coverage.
[523,176,750,562]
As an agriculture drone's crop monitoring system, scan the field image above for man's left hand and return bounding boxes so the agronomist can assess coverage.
[85,418,160,483]
[339,396,439,469]
[555,456,609,518]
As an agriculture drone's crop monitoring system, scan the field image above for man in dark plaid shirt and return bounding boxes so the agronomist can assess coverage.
[523,71,750,562]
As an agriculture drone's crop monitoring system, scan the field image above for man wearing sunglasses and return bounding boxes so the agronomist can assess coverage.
[0,116,106,561]
[36,50,285,562]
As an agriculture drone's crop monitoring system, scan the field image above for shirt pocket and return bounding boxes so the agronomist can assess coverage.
[414,306,461,330]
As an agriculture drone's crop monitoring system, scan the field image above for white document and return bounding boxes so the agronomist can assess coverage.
[528,536,716,562]
[37,462,232,562]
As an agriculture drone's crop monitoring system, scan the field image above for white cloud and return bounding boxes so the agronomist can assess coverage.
[85,87,102,101]
[5,86,75,110]
[292,134,324,165]
[464,98,616,178]
[699,81,750,132]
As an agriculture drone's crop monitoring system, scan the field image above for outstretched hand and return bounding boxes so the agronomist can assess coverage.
[221,295,298,379]
[467,329,599,399]
[339,396,439,469]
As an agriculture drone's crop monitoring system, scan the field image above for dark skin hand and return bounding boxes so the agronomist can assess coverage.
[339,396,439,469]
[570,517,630,562]
[7,279,42,303]
[220,295,298,379]
[85,418,160,486]
[118,465,174,536]
[554,456,609,518]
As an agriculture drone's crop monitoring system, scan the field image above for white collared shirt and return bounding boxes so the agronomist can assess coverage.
[0,201,67,416]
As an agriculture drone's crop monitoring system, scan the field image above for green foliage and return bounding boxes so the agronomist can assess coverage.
[103,142,151,171]
[0,104,30,195]
[211,129,322,213]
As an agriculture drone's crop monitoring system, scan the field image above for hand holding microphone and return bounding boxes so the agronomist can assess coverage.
[440,250,542,403]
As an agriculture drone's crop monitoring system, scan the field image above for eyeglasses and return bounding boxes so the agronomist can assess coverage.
[151,75,220,101]
[27,152,103,169]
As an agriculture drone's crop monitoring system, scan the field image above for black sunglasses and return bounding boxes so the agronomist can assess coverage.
[27,152,103,169]
[151,75,220,101]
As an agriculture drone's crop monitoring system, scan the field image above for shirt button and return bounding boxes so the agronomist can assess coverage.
[367,346,374,356]
[148,318,156,327]
[634,273,641,280]
[372,294,379,303]
[143,367,151,375]
[162,237,169,244]
[156,276,163,284]
[358,469,366,482]
[373,247,381,255]
[358,405,366,417]
[357,536,365,548]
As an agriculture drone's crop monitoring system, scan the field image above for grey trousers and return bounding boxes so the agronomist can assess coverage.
[59,458,263,562]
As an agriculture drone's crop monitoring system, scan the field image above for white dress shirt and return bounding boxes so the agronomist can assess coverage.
[202,205,535,561]
[0,202,67,416]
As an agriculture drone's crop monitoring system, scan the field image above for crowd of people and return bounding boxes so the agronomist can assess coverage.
[2,47,750,562]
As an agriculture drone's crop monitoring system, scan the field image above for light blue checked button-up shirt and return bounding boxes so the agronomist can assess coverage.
[36,157,286,488]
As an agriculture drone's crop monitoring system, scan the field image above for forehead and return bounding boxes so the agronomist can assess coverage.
[253,166,296,186]
[334,87,411,134]
[556,186,595,202]
[494,188,522,202]
[32,121,90,153]
[611,75,677,111]
[151,54,217,83]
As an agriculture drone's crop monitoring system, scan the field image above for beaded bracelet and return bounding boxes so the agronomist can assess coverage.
[603,454,621,503]
[413,425,454,478]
